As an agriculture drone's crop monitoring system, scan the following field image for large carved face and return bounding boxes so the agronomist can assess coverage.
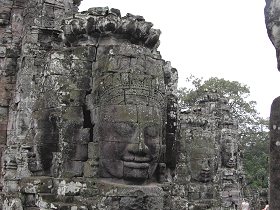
[190,131,217,183]
[95,104,163,182]
[221,137,238,168]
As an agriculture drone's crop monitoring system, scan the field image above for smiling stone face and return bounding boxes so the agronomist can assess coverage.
[96,105,163,182]
[189,130,218,183]
[88,43,169,184]
[221,135,238,168]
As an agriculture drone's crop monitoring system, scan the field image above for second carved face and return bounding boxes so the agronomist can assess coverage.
[221,138,238,168]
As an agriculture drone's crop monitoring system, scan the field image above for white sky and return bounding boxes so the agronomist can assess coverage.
[79,0,280,118]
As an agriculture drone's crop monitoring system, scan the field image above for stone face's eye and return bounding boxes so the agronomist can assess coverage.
[144,125,159,138]
[113,122,135,136]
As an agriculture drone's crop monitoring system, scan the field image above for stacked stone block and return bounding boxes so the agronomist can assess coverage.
[0,0,86,208]
[178,90,244,209]
[0,1,250,209]
[0,3,180,209]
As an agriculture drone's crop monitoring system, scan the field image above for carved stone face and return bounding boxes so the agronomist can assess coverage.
[190,149,217,183]
[96,105,162,182]
[221,138,237,168]
[189,131,217,183]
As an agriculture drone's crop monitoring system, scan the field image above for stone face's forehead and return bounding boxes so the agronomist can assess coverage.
[137,105,162,123]
[91,45,166,108]
[223,142,238,152]
[99,105,137,122]
[190,147,216,157]
[191,130,215,148]
[98,105,162,123]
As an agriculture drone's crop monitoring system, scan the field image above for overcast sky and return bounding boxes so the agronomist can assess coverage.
[79,0,279,118]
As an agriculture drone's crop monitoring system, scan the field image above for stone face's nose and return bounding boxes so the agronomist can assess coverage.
[127,127,149,156]
[201,160,210,172]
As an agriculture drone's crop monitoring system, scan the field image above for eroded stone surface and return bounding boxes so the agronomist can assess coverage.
[265,1,280,209]
[0,1,178,209]
[178,90,244,209]
[0,1,249,209]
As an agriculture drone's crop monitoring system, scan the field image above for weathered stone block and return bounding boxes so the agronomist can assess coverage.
[68,143,88,161]
[0,58,5,70]
[3,180,19,193]
[37,144,59,173]
[0,130,7,144]
[6,47,20,58]
[55,179,86,196]
[0,46,6,57]
[88,7,109,16]
[44,0,64,6]
[0,12,10,26]
[61,127,90,144]
[79,179,98,197]
[88,142,99,160]
[20,177,53,194]
[41,16,55,28]
[63,161,84,177]
[42,4,55,19]
[83,160,98,178]
[23,194,36,207]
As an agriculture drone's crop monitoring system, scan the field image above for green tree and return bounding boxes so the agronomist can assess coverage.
[179,74,269,189]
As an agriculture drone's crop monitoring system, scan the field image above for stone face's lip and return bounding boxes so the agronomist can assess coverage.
[200,172,210,178]
[227,161,236,168]
[122,156,151,163]
[123,161,150,169]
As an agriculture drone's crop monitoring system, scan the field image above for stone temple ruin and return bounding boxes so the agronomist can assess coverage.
[178,91,245,209]
[0,0,248,209]
[265,0,280,209]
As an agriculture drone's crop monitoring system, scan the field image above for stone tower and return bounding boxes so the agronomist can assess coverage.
[265,0,280,209]
[0,1,250,209]
[0,1,179,209]
[178,90,244,209]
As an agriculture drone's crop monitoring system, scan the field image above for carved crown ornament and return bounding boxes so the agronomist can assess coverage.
[61,7,161,49]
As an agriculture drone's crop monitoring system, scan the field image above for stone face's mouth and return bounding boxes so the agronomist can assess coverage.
[199,173,211,183]
[227,160,236,168]
[122,155,151,163]
[200,172,210,178]
[123,161,150,169]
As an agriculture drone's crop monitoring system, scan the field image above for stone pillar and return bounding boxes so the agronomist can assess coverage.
[269,97,280,209]
[178,90,244,209]
[0,0,25,190]
[265,0,280,208]
[0,0,86,208]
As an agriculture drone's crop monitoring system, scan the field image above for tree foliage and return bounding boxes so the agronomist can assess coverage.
[179,74,269,189]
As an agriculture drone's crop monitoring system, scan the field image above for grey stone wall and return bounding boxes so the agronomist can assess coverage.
[0,2,179,209]
[0,1,248,209]
[178,91,244,209]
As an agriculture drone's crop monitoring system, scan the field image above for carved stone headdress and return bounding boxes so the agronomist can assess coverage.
[62,7,169,109]
[91,45,166,109]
